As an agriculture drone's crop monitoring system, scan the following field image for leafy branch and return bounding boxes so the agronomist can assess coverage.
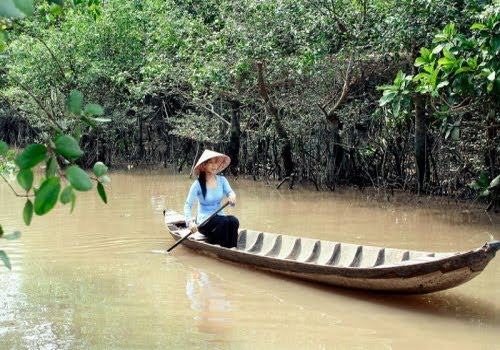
[0,0,112,270]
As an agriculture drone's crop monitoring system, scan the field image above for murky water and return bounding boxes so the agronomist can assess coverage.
[0,170,499,349]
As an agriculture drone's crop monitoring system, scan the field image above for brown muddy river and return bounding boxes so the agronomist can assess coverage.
[0,170,499,349]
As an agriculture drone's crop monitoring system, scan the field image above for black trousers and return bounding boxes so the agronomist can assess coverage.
[198,215,239,248]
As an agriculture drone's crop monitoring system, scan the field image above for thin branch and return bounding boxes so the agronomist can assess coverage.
[0,173,32,198]
[32,36,71,83]
[319,57,354,121]
[199,103,231,126]
[10,78,64,131]
[330,57,353,111]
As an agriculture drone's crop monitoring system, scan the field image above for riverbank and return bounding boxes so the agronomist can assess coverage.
[113,163,499,214]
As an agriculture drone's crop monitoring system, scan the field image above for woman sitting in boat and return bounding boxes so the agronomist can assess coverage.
[184,150,239,248]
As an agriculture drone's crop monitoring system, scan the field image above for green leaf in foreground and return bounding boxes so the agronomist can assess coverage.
[60,185,73,204]
[3,231,21,240]
[66,165,92,191]
[0,0,35,18]
[46,157,57,178]
[67,89,83,115]
[93,162,108,177]
[84,103,104,116]
[23,200,33,225]
[0,250,11,270]
[17,168,33,191]
[99,175,111,184]
[55,134,83,160]
[15,144,47,169]
[0,140,7,156]
[34,177,61,215]
[0,224,3,235]
[70,192,76,213]
[97,182,107,204]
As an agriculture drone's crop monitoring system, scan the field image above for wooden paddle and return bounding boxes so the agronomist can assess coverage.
[166,202,230,253]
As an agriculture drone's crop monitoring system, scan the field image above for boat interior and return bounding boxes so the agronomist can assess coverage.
[167,213,459,268]
[234,229,457,268]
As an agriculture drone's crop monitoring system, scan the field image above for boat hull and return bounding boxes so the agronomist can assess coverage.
[178,238,489,294]
[164,210,499,294]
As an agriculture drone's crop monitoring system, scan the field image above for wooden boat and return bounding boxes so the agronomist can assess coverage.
[164,209,500,294]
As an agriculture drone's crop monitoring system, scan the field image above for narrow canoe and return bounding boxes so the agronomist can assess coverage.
[163,209,500,294]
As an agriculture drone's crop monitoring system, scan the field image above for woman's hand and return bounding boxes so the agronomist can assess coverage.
[228,193,237,207]
[189,222,198,234]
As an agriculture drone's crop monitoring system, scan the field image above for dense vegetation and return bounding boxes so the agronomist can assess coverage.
[0,0,111,269]
[1,0,499,200]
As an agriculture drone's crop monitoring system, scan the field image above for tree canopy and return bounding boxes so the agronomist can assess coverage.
[1,0,499,200]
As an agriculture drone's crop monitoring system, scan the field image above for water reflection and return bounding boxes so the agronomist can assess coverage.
[179,255,499,328]
[151,195,166,213]
[186,270,232,341]
[278,274,500,327]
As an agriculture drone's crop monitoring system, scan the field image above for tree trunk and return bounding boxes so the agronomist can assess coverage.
[256,61,294,179]
[138,115,144,159]
[412,43,427,193]
[414,93,427,193]
[318,58,353,187]
[485,108,497,179]
[228,100,241,176]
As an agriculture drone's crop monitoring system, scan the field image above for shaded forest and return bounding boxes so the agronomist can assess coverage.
[1,0,499,201]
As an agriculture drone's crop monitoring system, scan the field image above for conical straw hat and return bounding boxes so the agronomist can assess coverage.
[193,150,231,175]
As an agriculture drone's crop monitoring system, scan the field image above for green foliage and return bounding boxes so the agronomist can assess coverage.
[48,0,65,6]
[55,135,84,160]
[59,185,73,204]
[0,141,7,155]
[0,31,7,51]
[470,172,490,190]
[97,182,107,203]
[470,172,500,198]
[65,165,92,191]
[0,147,16,176]
[0,0,114,270]
[99,175,110,184]
[84,103,104,116]
[379,5,499,135]
[15,144,47,169]
[17,168,33,191]
[377,71,413,126]
[45,157,57,178]
[93,161,108,177]
[34,177,61,215]
[23,200,33,225]
[490,175,500,190]
[67,89,84,115]
[0,0,34,18]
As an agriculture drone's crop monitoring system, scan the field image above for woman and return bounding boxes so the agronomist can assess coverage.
[184,150,239,248]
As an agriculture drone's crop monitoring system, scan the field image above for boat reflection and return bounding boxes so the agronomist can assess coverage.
[185,270,233,340]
